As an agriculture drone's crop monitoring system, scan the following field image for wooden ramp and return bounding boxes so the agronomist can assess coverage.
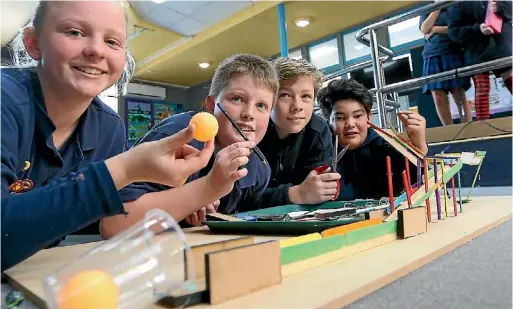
[4,196,511,309]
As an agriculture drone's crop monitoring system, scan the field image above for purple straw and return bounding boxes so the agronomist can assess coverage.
[433,159,442,220]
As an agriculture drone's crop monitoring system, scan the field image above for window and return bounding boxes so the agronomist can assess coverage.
[308,37,340,71]
[289,49,303,60]
[342,30,371,63]
[387,16,423,49]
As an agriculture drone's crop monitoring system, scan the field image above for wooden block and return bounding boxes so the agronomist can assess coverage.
[365,209,387,220]
[206,241,282,304]
[186,236,255,280]
[321,219,383,238]
[398,207,427,239]
[279,233,322,248]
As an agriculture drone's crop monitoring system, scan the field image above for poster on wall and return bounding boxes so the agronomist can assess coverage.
[449,74,512,120]
[154,102,184,125]
[126,100,152,148]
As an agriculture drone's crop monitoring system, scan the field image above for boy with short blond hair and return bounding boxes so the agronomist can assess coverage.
[257,57,340,208]
[100,54,278,235]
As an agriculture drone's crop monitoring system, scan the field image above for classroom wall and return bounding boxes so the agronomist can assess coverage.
[117,80,190,123]
[186,81,211,112]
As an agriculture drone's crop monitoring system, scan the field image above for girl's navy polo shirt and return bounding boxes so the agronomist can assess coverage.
[119,111,271,215]
[419,9,464,59]
[1,68,127,270]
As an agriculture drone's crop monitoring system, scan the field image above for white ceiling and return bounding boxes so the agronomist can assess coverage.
[1,1,38,46]
[129,0,254,36]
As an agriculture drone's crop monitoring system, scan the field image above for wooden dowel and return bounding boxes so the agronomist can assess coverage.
[386,156,395,212]
[423,158,432,222]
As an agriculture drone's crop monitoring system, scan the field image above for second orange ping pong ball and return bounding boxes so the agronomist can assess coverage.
[57,270,119,309]
[190,112,219,142]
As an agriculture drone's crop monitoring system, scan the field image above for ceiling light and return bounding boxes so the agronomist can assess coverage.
[295,18,310,28]
[151,0,166,3]
[198,62,211,69]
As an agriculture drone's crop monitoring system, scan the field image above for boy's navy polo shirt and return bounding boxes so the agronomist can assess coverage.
[419,9,463,59]
[1,68,127,270]
[119,111,271,214]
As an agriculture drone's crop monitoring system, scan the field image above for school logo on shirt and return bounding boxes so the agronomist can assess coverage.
[9,179,34,194]
[9,161,34,194]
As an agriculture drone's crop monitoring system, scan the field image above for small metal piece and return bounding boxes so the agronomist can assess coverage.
[336,144,350,163]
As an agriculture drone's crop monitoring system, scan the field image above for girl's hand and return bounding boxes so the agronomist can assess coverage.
[480,23,494,35]
[107,124,215,189]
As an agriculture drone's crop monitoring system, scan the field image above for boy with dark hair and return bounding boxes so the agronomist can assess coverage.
[257,58,339,207]
[101,54,279,235]
[317,79,428,200]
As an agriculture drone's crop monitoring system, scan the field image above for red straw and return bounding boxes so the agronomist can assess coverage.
[405,157,411,188]
[423,158,432,222]
[450,161,458,216]
[386,156,395,212]
[402,170,412,208]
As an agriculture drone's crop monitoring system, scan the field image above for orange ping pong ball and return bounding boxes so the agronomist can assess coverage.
[190,112,218,142]
[57,270,119,309]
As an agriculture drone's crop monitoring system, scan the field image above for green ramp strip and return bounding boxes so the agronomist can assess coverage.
[280,235,346,265]
[344,220,397,246]
[280,221,398,265]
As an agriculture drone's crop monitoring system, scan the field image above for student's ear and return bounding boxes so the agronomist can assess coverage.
[206,95,215,113]
[22,27,41,61]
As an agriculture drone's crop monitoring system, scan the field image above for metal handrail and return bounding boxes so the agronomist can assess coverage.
[379,57,513,94]
[322,55,392,81]
[323,1,456,81]
[355,0,455,49]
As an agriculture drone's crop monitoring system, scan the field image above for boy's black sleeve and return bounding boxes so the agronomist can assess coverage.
[447,2,482,44]
[253,183,293,208]
[250,124,333,208]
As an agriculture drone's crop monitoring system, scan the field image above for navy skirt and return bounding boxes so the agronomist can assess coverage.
[422,53,471,94]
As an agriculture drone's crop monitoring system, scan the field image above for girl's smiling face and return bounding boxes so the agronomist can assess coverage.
[24,1,127,99]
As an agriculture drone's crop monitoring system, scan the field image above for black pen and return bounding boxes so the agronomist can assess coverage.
[216,103,268,165]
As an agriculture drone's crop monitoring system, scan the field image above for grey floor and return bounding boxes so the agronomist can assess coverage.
[348,219,513,309]
[2,215,512,309]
